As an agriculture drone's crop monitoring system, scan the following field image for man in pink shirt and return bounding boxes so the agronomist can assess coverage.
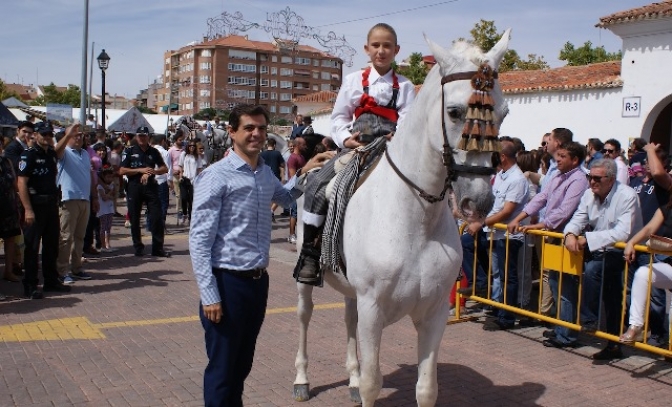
[507,141,589,348]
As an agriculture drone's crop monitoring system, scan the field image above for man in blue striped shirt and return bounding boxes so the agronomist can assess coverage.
[189,104,332,407]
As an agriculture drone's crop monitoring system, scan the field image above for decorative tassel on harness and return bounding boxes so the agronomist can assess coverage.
[460,63,500,153]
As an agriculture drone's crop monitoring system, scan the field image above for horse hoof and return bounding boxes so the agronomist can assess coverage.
[349,387,361,404]
[293,384,310,402]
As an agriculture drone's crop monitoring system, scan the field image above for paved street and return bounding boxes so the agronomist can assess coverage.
[1,210,672,406]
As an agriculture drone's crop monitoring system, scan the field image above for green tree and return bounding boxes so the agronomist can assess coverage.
[0,79,22,101]
[29,82,82,107]
[136,106,157,114]
[559,41,622,66]
[397,52,428,85]
[194,107,229,120]
[462,19,549,72]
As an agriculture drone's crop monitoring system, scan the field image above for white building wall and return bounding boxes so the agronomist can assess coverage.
[500,88,630,150]
[311,111,332,137]
[613,19,672,140]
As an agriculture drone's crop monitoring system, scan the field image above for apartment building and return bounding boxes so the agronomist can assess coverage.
[155,35,343,117]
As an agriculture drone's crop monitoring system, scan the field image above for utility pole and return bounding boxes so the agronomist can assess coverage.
[79,0,89,124]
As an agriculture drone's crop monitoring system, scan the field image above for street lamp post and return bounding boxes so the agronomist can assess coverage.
[97,49,110,130]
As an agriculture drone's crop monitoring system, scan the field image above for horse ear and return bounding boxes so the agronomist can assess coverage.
[485,28,512,69]
[424,34,456,70]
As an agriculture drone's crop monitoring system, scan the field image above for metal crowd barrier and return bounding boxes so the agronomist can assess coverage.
[451,223,672,359]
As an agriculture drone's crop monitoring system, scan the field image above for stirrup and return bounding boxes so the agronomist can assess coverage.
[294,254,323,287]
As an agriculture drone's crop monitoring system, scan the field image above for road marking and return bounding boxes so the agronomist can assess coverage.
[0,302,345,342]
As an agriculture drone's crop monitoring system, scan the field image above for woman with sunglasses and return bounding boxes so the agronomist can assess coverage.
[178,142,203,226]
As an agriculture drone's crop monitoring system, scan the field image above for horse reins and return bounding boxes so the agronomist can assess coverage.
[385,67,498,203]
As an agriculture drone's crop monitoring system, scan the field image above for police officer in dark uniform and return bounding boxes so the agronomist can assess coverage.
[119,126,171,257]
[17,122,72,298]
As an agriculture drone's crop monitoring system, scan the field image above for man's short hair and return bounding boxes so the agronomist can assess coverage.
[551,128,573,145]
[17,120,35,131]
[591,158,617,179]
[587,138,604,152]
[604,138,621,151]
[267,138,276,147]
[500,140,517,160]
[151,134,165,145]
[228,104,269,131]
[559,141,586,164]
[303,116,312,125]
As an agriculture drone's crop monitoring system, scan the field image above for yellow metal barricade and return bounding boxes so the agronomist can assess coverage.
[450,223,672,359]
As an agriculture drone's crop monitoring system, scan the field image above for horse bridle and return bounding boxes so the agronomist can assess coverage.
[385,67,499,204]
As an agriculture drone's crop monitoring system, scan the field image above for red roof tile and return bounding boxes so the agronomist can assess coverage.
[198,35,332,56]
[293,90,337,103]
[597,1,672,27]
[499,61,623,94]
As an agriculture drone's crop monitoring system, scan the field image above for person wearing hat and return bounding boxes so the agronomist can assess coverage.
[17,122,77,298]
[119,126,170,257]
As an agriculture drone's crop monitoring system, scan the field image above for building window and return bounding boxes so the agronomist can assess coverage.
[281,56,292,63]
[270,105,276,113]
[313,59,319,66]
[270,92,277,100]
[228,63,256,73]
[260,92,269,100]
[201,50,211,57]
[261,66,269,74]
[272,56,277,62]
[227,89,255,99]
[260,79,269,87]
[320,83,331,91]
[280,68,293,76]
[200,89,211,97]
[200,75,211,84]
[200,62,211,70]
[322,60,337,68]
[201,102,211,109]
[280,81,292,89]
[280,93,292,101]
[312,71,319,79]
[312,85,319,91]
[271,80,277,88]
[295,57,311,65]
[271,67,277,75]
[321,72,331,80]
[229,49,256,60]
[280,106,292,114]
[228,76,257,86]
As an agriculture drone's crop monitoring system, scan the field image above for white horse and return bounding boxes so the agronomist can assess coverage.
[293,31,511,407]
[175,118,230,163]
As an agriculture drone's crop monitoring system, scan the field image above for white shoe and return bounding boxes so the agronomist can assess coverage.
[102,247,118,253]
[124,220,131,228]
[288,234,297,244]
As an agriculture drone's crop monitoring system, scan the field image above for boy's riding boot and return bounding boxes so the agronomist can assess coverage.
[294,224,322,285]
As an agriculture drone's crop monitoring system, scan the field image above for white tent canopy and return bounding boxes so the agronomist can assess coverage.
[107,106,155,133]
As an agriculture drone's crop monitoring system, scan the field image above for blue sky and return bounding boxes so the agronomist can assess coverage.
[2,0,645,99]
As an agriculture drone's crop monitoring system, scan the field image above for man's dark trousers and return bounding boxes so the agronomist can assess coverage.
[200,270,269,407]
[126,182,164,253]
[23,200,60,287]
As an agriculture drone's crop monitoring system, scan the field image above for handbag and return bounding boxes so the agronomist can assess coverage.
[646,234,672,254]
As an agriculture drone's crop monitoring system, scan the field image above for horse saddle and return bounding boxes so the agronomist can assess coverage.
[325,147,383,201]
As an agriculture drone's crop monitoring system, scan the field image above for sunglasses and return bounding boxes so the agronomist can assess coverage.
[602,149,615,154]
[586,174,607,182]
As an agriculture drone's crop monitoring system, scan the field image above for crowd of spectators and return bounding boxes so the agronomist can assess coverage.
[456,129,672,360]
